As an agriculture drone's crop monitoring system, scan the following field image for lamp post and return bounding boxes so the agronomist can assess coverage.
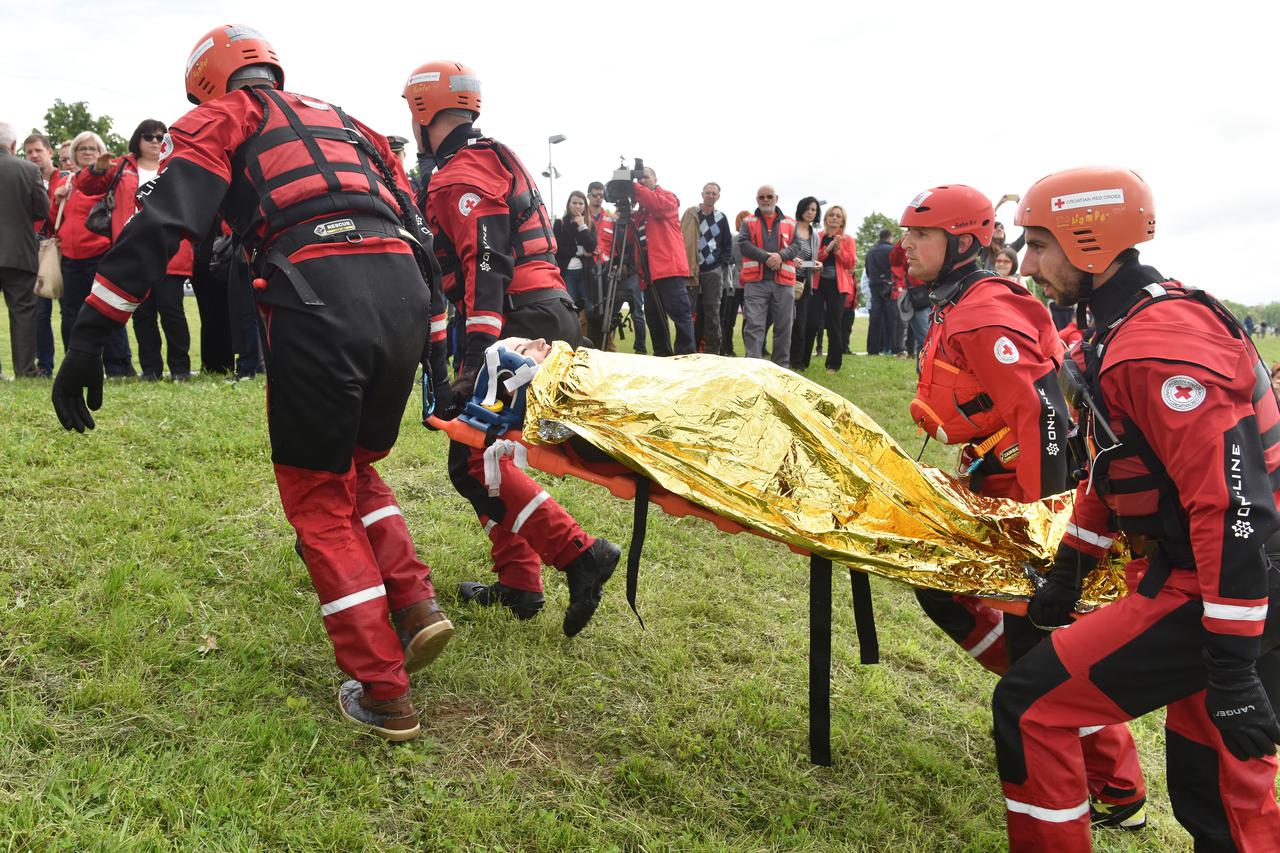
[542,133,566,217]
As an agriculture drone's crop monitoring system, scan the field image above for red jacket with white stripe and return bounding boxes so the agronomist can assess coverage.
[1060,266,1279,663]
[71,88,441,351]
[591,207,615,263]
[422,125,565,368]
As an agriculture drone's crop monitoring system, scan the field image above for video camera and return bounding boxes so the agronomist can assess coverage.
[604,157,645,206]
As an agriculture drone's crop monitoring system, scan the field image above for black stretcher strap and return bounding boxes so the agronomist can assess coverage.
[625,476,650,629]
[810,554,833,766]
[849,569,879,664]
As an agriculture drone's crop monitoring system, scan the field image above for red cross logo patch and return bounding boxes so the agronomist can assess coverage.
[458,192,481,216]
[993,336,1020,364]
[1161,375,1206,412]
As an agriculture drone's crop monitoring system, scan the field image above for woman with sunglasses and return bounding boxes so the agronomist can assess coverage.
[50,130,135,377]
[77,119,193,380]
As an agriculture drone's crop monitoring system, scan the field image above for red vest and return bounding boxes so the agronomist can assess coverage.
[910,277,1064,445]
[224,88,403,250]
[740,214,796,284]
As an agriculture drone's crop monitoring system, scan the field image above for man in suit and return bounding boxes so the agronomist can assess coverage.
[0,121,50,378]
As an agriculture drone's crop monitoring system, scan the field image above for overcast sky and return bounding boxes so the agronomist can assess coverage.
[5,1,1276,304]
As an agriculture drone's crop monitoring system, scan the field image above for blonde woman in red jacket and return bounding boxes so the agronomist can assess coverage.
[814,205,857,373]
[50,131,135,376]
[79,120,192,379]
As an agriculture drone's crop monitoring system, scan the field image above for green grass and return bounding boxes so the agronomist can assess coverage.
[3,297,1278,850]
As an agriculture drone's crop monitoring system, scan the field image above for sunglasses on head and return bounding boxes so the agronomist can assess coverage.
[141,133,165,142]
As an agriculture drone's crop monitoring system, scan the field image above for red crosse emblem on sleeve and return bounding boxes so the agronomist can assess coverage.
[993,336,1020,364]
[1160,375,1205,411]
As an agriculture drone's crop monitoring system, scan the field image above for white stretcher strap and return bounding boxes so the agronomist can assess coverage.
[483,439,529,497]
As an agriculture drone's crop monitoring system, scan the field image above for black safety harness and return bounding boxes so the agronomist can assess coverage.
[1069,280,1279,595]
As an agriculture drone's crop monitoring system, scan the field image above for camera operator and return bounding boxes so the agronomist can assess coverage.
[631,166,694,356]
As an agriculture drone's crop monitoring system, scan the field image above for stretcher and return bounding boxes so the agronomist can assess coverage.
[429,412,1030,766]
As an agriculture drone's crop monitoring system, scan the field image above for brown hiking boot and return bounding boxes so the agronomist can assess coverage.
[337,681,421,741]
[390,598,454,673]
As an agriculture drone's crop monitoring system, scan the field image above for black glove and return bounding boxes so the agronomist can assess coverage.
[428,379,458,423]
[1205,655,1280,761]
[52,348,105,433]
[433,365,478,422]
[1027,566,1083,630]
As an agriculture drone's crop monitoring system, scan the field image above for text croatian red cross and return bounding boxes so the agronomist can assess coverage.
[1174,385,1193,400]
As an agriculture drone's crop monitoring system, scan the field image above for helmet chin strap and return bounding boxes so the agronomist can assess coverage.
[1074,272,1095,329]
[928,233,981,302]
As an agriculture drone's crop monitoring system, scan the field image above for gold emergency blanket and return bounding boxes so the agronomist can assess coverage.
[524,344,1123,605]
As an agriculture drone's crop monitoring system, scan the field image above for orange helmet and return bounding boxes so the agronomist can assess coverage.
[403,61,482,126]
[185,25,283,105]
[1014,166,1155,272]
[899,185,994,247]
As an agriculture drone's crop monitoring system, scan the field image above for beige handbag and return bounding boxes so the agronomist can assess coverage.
[35,190,66,300]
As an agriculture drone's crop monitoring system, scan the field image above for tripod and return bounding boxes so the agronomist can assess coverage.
[594,198,670,353]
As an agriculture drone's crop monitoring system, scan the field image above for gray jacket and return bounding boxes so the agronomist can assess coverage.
[0,150,49,272]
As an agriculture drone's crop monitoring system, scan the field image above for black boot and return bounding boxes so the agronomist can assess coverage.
[458,581,545,620]
[562,538,621,637]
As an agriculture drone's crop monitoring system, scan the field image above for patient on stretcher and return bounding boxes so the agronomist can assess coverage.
[438,338,1123,606]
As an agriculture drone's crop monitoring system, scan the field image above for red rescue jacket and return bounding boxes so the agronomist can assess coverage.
[817,230,857,307]
[51,169,111,260]
[631,183,690,283]
[77,87,437,342]
[1060,271,1280,661]
[910,270,1068,502]
[423,127,565,355]
[591,207,615,263]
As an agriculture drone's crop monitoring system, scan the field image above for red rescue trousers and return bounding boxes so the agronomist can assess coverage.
[993,560,1280,851]
[916,587,1146,815]
[264,248,436,701]
[448,440,594,592]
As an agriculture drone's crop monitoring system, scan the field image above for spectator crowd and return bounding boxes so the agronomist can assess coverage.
[4,117,1276,385]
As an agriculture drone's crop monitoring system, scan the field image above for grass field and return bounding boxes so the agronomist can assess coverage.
[3,296,1279,851]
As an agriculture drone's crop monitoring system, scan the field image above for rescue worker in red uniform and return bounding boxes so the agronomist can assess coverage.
[403,61,620,637]
[995,166,1280,851]
[902,184,1076,670]
[51,25,453,742]
[901,184,1147,830]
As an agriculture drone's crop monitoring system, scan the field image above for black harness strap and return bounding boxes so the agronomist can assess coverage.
[260,88,342,196]
[263,248,324,306]
[957,393,995,418]
[625,476,650,630]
